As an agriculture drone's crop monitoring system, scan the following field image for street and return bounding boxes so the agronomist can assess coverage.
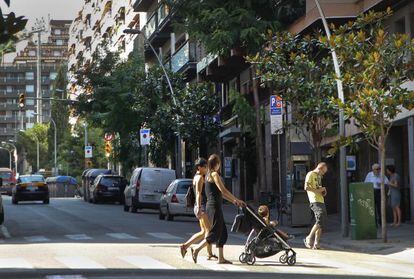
[0,197,412,279]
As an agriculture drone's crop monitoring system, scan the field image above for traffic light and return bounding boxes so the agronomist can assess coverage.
[105,142,112,158]
[18,93,25,109]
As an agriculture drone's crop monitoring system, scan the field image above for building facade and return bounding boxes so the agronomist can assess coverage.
[0,20,71,142]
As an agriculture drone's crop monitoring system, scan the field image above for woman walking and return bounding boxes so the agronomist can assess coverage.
[191,154,245,264]
[180,158,216,260]
[386,165,402,227]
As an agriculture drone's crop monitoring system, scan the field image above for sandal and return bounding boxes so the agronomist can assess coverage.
[190,248,198,264]
[312,243,321,250]
[180,245,187,258]
[303,238,312,249]
[218,259,233,264]
[207,254,218,261]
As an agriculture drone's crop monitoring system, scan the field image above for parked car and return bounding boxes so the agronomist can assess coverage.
[0,168,16,195]
[90,174,128,204]
[82,169,112,203]
[12,175,49,204]
[124,167,176,212]
[159,178,194,221]
[0,178,4,225]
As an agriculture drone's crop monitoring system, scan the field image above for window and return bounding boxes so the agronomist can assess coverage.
[6,86,12,93]
[26,110,34,118]
[53,51,61,57]
[26,99,35,106]
[29,50,36,56]
[50,72,57,80]
[26,85,35,93]
[56,39,63,46]
[176,181,192,194]
[54,29,62,35]
[26,72,34,80]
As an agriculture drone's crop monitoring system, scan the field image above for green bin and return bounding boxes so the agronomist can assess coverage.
[349,182,377,240]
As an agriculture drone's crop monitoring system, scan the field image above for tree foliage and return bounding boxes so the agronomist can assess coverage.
[322,9,414,242]
[0,0,27,44]
[17,124,49,172]
[249,32,338,161]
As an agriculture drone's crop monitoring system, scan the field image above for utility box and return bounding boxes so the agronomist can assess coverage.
[349,183,377,240]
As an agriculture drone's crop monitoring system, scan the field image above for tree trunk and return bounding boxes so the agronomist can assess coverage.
[379,138,387,243]
[252,68,266,199]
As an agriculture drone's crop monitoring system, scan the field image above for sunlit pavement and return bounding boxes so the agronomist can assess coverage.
[0,196,413,279]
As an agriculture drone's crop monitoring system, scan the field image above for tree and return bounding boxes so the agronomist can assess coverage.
[0,0,27,44]
[169,0,306,196]
[323,9,414,242]
[17,124,49,172]
[249,32,338,162]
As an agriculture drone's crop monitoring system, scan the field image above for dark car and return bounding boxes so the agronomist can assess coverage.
[82,169,112,203]
[90,174,127,204]
[12,175,49,204]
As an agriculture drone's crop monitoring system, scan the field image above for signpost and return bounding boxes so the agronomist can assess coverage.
[140,129,151,166]
[104,133,114,142]
[85,146,93,159]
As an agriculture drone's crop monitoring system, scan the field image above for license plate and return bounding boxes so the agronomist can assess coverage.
[27,186,37,191]
[108,187,118,191]
[144,195,155,201]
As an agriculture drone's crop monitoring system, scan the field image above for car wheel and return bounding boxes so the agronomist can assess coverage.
[166,207,174,221]
[159,209,166,220]
[43,198,50,204]
[12,196,18,205]
[130,198,138,213]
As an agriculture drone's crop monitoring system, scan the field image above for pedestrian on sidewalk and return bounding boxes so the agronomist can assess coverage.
[386,165,401,227]
[179,158,217,260]
[364,163,389,227]
[191,154,246,264]
[303,162,328,250]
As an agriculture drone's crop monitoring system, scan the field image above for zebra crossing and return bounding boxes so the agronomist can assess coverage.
[0,253,412,278]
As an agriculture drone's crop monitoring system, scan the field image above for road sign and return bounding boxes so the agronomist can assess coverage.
[85,146,93,159]
[104,133,114,142]
[270,95,283,135]
[140,129,151,146]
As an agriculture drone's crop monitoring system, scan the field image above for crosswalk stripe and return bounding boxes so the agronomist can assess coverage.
[24,236,50,242]
[46,276,86,279]
[119,256,176,270]
[364,261,414,276]
[147,232,182,240]
[0,258,33,269]
[306,257,377,275]
[268,262,320,274]
[106,233,139,240]
[65,234,92,240]
[55,256,106,269]
[184,256,247,271]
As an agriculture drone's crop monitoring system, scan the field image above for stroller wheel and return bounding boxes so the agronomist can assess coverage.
[239,253,248,264]
[247,255,256,265]
[287,255,296,266]
[279,254,288,264]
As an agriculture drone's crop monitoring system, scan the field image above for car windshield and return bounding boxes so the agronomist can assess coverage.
[0,172,12,180]
[100,177,123,187]
[176,181,192,194]
[19,176,44,183]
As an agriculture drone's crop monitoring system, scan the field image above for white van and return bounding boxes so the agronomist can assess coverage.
[123,167,176,212]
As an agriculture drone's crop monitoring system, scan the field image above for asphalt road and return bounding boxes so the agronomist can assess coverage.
[0,197,413,279]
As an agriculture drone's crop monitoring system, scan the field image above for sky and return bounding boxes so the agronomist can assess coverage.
[3,0,84,29]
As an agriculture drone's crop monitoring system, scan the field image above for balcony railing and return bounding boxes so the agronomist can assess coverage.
[170,41,196,73]
[142,3,170,39]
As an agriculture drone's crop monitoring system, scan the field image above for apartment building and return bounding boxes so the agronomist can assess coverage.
[0,20,71,142]
[67,0,141,98]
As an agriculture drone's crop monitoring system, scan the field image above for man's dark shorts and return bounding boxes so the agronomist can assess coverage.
[310,202,327,229]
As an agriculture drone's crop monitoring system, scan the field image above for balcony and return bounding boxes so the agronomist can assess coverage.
[141,3,171,47]
[133,0,154,12]
[170,41,197,75]
[0,77,26,84]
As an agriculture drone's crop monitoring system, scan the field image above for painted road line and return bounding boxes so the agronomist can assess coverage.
[306,257,378,275]
[46,276,86,279]
[119,256,176,270]
[268,262,320,274]
[147,232,182,240]
[364,261,414,277]
[55,256,106,269]
[0,226,11,238]
[0,258,33,269]
[184,257,247,272]
[106,233,139,240]
[24,236,50,242]
[65,234,93,241]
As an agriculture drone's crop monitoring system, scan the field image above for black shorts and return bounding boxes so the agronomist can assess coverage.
[310,202,327,229]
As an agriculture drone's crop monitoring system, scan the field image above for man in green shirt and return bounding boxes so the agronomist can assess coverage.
[303,162,328,249]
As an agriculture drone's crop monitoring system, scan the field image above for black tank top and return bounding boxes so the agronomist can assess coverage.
[205,177,223,207]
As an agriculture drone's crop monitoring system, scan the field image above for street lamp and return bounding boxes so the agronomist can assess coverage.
[314,0,348,237]
[123,28,183,178]
[33,113,57,175]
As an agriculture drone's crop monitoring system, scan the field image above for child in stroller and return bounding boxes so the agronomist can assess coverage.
[235,205,297,266]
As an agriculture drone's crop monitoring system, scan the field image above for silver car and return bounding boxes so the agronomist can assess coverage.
[159,179,194,221]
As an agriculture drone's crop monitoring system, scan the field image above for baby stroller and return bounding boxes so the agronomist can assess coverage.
[231,206,296,266]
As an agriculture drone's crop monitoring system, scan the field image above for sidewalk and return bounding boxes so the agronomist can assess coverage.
[222,204,414,255]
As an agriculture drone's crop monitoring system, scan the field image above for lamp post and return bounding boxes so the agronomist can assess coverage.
[33,113,57,175]
[123,28,183,178]
[314,0,348,237]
